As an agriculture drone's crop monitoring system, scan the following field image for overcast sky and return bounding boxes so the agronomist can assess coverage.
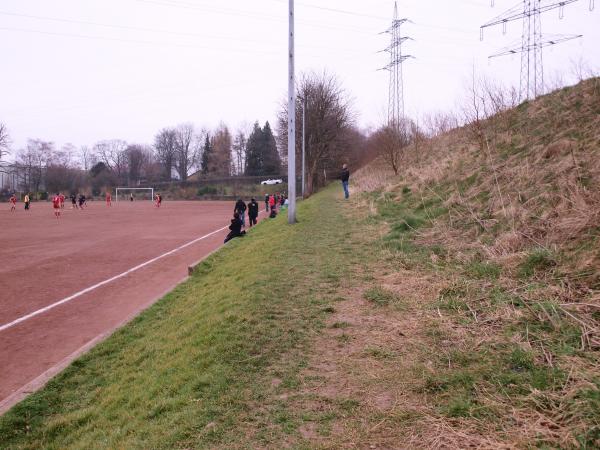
[0,0,597,155]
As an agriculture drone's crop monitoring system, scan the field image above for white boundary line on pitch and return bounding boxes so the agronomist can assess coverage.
[0,225,229,333]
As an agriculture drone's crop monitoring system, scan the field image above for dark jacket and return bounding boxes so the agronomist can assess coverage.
[234,200,247,214]
[248,201,259,217]
[229,217,243,235]
[340,168,350,182]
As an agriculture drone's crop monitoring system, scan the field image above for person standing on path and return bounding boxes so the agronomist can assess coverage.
[340,164,350,199]
[264,194,270,212]
[234,199,247,228]
[247,198,259,227]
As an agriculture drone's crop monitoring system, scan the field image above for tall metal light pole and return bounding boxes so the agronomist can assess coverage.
[302,97,306,199]
[287,0,297,223]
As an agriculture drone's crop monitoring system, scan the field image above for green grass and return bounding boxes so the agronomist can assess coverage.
[0,185,359,449]
[518,248,556,278]
[363,286,402,307]
[466,260,502,280]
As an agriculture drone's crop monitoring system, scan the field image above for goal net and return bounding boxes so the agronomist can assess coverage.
[115,187,154,202]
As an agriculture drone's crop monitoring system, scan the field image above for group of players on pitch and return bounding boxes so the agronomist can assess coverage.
[7,190,163,218]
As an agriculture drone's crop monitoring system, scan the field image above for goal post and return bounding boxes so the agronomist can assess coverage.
[115,187,154,202]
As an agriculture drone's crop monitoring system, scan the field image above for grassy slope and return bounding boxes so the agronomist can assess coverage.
[0,185,363,449]
[347,78,600,447]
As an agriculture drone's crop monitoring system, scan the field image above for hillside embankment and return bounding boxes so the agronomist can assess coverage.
[1,79,598,449]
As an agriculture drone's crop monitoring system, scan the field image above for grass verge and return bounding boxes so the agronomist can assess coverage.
[0,185,357,449]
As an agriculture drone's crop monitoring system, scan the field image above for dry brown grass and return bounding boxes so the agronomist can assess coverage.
[328,78,600,448]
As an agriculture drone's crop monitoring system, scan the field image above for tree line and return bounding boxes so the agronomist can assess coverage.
[1,70,437,198]
[0,120,286,196]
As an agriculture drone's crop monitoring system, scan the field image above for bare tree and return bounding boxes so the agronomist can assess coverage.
[232,128,247,176]
[45,145,87,194]
[174,123,198,181]
[278,71,354,196]
[570,57,598,83]
[154,128,178,181]
[54,143,76,167]
[370,120,412,175]
[78,145,96,171]
[94,140,128,184]
[126,144,148,186]
[0,123,11,160]
[17,139,55,193]
[423,111,459,137]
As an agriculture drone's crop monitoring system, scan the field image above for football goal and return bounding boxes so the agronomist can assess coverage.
[115,187,154,202]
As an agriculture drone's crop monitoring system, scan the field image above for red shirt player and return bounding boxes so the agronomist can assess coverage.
[9,194,17,212]
[52,193,61,219]
[155,193,162,208]
[59,193,65,209]
[106,191,112,207]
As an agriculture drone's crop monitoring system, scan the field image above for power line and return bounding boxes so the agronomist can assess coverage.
[0,10,276,45]
[480,0,593,100]
[0,10,392,51]
[268,0,389,20]
[134,0,480,37]
[0,25,281,55]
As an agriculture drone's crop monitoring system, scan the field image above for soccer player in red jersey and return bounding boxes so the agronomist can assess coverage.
[155,193,162,208]
[9,194,17,212]
[59,193,65,209]
[52,193,61,219]
[106,191,112,207]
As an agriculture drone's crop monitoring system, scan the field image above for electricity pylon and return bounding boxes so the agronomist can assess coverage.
[381,1,413,127]
[481,0,593,101]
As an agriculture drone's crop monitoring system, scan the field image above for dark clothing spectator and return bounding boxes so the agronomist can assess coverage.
[234,199,247,227]
[340,166,350,199]
[224,215,246,243]
[264,194,270,212]
[340,168,350,182]
[234,199,247,215]
[247,199,259,227]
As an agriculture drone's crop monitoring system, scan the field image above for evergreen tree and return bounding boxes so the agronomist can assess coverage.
[200,133,212,175]
[244,122,264,176]
[262,121,281,175]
